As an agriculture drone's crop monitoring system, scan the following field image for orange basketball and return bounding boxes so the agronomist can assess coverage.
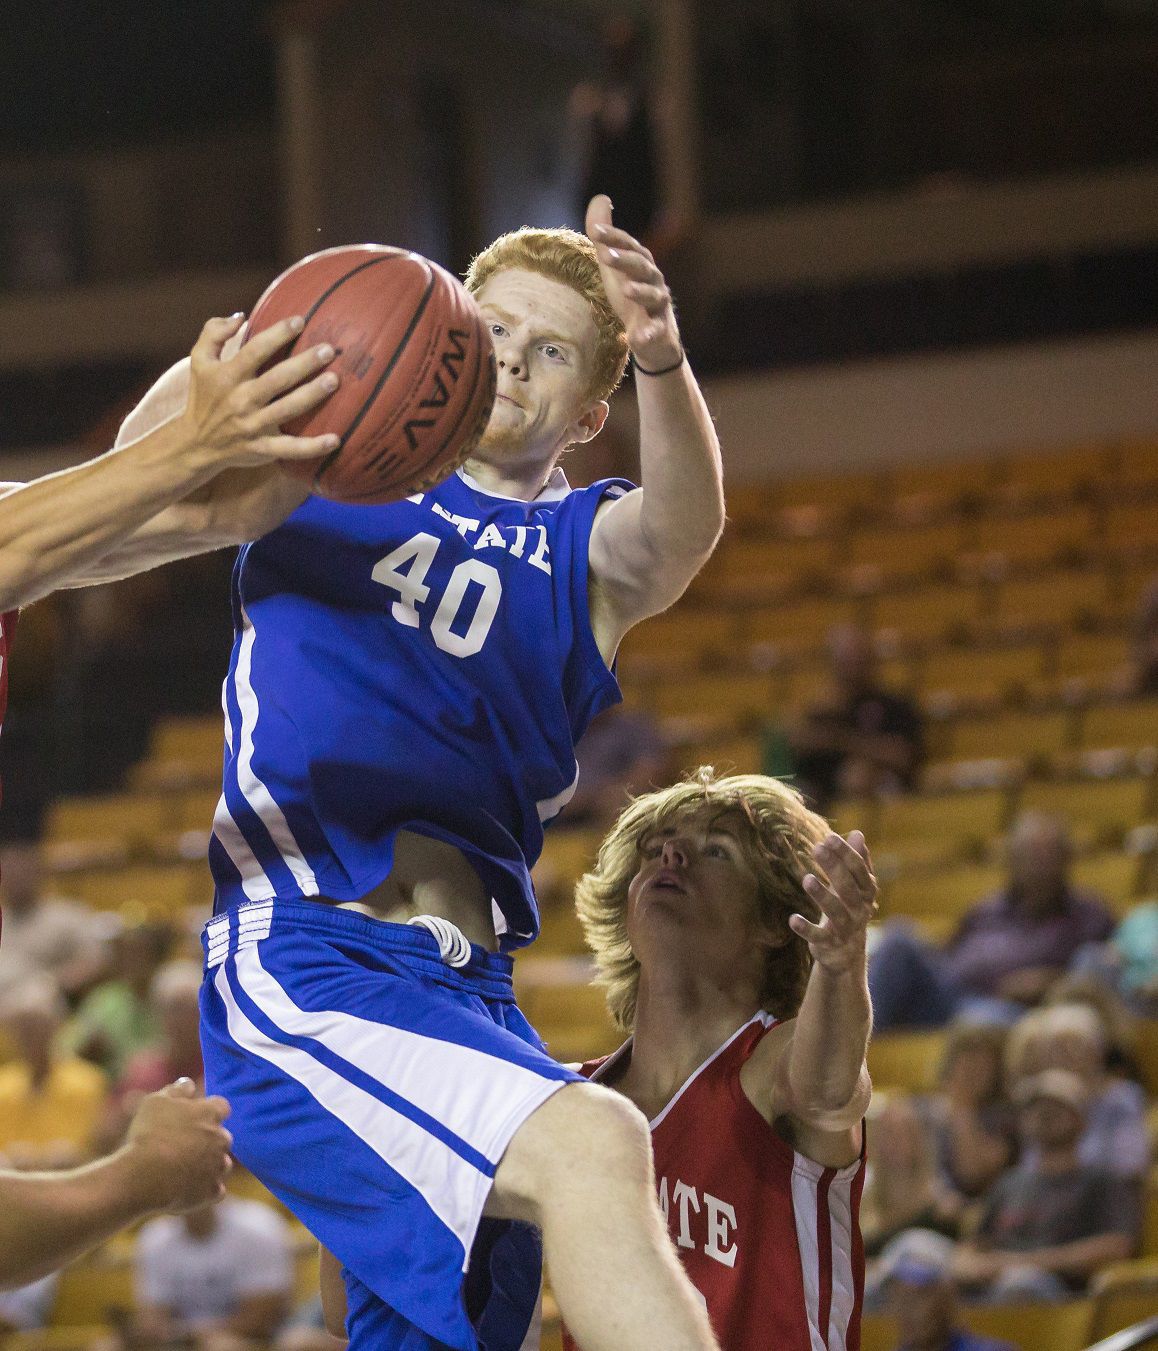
[246,245,496,505]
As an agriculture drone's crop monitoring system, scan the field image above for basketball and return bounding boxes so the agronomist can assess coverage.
[245,244,497,504]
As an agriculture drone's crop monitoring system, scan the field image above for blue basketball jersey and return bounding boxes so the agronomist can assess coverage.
[209,466,631,948]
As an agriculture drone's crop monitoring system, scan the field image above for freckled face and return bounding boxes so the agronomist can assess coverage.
[474,269,603,461]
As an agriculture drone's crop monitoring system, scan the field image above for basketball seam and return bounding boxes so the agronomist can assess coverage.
[317,263,439,489]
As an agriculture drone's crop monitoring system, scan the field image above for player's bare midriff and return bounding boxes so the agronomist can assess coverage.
[325,828,499,950]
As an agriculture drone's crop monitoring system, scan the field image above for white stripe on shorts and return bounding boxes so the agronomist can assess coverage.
[233,945,566,1172]
[216,962,488,1268]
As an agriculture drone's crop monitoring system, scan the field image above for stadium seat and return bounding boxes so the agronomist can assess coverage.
[1053,630,1133,685]
[919,643,1046,706]
[1088,1258,1158,1342]
[146,714,225,768]
[880,862,1005,927]
[51,1253,133,1326]
[873,788,1010,868]
[744,595,863,656]
[1080,698,1158,754]
[997,444,1106,503]
[649,669,776,721]
[857,1312,899,1351]
[845,519,965,585]
[63,861,206,914]
[971,505,1094,568]
[946,708,1075,764]
[995,568,1111,632]
[865,1031,946,1093]
[699,534,840,595]
[174,784,223,834]
[772,468,886,515]
[8,1332,114,1350]
[1069,851,1142,913]
[518,980,620,1064]
[1106,500,1158,557]
[870,582,984,643]
[959,1298,1092,1351]
[1112,440,1158,493]
[890,456,996,504]
[1018,775,1154,848]
[617,605,740,671]
[45,792,175,858]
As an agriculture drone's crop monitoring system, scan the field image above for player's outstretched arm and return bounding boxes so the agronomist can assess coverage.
[0,315,335,609]
[0,1079,232,1289]
[585,194,724,649]
[748,831,876,1167]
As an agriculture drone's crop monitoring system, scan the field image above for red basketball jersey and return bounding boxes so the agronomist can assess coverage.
[563,1013,865,1351]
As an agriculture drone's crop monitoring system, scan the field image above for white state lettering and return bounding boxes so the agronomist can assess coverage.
[430,502,479,538]
[406,493,424,504]
[672,1180,700,1250]
[657,1175,670,1225]
[509,526,527,558]
[527,525,552,574]
[473,523,507,552]
[704,1193,738,1268]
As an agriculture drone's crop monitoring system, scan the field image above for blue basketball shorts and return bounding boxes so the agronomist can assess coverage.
[200,900,581,1350]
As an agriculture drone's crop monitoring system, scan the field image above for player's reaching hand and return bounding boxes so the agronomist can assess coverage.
[585,194,682,373]
[179,313,341,470]
[121,1077,234,1215]
[790,831,879,975]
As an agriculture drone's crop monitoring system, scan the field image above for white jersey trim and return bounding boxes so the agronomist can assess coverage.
[456,465,571,504]
[229,605,319,898]
[590,1010,776,1131]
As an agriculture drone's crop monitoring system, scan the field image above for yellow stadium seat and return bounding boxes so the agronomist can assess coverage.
[866,1031,946,1093]
[649,670,776,721]
[45,792,175,855]
[1081,698,1158,754]
[827,797,880,842]
[846,520,965,584]
[773,468,886,514]
[960,1298,1092,1351]
[920,644,1045,705]
[998,444,1107,501]
[745,595,862,656]
[874,788,1009,868]
[519,980,620,1064]
[51,1253,134,1326]
[1053,631,1133,684]
[971,505,1094,568]
[722,480,776,528]
[293,1240,321,1306]
[1106,499,1158,554]
[881,862,1005,926]
[857,1312,899,1351]
[890,456,998,502]
[685,734,763,776]
[1019,775,1154,848]
[1069,851,1142,914]
[175,785,224,834]
[702,534,840,594]
[996,569,1111,631]
[947,708,1075,763]
[1112,439,1158,491]
[1089,1257,1158,1341]
[870,583,984,643]
[617,606,739,669]
[9,1332,114,1350]
[532,903,589,958]
[64,862,206,914]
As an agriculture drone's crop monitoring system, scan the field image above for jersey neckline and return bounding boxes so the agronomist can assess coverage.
[455,465,571,504]
[590,1010,776,1130]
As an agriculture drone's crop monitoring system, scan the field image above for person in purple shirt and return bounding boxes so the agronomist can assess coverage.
[884,1249,1016,1351]
[869,813,1114,1030]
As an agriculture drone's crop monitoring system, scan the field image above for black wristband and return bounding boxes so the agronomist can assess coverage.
[633,349,685,377]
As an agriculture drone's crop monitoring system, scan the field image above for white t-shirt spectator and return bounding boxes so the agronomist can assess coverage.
[135,1197,293,1326]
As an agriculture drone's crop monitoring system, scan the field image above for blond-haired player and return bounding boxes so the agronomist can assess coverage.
[565,770,875,1349]
[108,199,724,1351]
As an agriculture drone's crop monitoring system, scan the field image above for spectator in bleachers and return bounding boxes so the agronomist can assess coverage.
[1113,574,1158,698]
[1072,899,1158,1018]
[118,960,204,1095]
[869,813,1115,1030]
[952,1069,1140,1301]
[62,919,171,1079]
[0,822,112,1003]
[926,1022,1016,1208]
[1044,972,1144,1081]
[116,1195,294,1350]
[563,704,672,829]
[0,976,108,1170]
[0,1271,57,1334]
[862,1095,960,1259]
[1005,1003,1149,1180]
[882,1241,1016,1351]
[786,624,924,812]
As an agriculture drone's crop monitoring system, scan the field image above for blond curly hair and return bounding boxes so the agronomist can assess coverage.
[464,226,629,403]
[575,768,828,1032]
